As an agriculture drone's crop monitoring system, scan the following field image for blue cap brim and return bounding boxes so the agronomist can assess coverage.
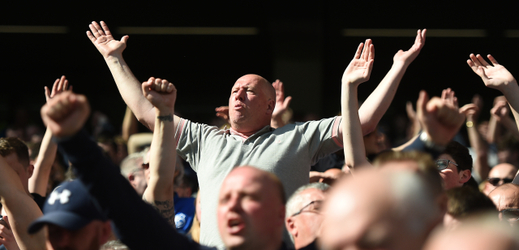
[28,211,92,234]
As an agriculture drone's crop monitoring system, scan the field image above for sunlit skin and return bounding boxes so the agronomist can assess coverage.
[483,163,517,195]
[437,154,470,190]
[217,166,285,250]
[286,188,326,249]
[489,184,519,227]
[228,75,275,136]
[319,169,430,250]
[4,153,33,194]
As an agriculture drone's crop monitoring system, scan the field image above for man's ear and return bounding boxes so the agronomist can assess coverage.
[99,220,113,245]
[266,99,275,114]
[459,169,471,184]
[27,164,34,179]
[128,173,135,182]
[286,217,298,237]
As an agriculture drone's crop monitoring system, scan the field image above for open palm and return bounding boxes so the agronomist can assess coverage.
[87,21,128,58]
[342,39,374,86]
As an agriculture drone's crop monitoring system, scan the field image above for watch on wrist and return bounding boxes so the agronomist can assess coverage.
[419,131,446,152]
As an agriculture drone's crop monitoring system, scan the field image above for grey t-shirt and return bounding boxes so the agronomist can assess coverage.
[176,116,342,249]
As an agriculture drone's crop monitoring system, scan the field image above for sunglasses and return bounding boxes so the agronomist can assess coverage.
[436,159,458,171]
[291,200,323,217]
[487,177,513,186]
[500,208,519,222]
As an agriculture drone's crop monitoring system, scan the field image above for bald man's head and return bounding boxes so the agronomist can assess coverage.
[319,168,440,250]
[484,163,518,195]
[489,183,519,226]
[217,166,285,250]
[228,75,275,134]
[424,214,519,250]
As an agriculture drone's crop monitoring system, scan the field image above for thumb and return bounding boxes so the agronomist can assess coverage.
[2,215,9,226]
[416,90,429,117]
[121,35,129,44]
[283,96,292,108]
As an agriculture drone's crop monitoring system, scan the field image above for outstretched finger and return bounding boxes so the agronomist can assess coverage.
[362,39,371,61]
[57,75,66,92]
[469,54,482,67]
[476,54,491,67]
[487,54,499,66]
[89,23,101,38]
[44,86,51,101]
[92,21,105,36]
[368,43,375,61]
[51,78,60,96]
[100,21,112,37]
[353,42,364,60]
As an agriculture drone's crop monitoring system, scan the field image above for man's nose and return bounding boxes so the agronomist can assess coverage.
[227,195,242,212]
[234,89,245,101]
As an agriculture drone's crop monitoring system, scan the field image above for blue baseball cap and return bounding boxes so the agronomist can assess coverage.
[28,179,107,234]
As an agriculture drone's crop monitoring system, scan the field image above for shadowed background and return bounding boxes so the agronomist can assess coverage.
[2,1,518,144]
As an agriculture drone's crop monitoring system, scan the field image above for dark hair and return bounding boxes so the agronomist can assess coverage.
[442,141,472,172]
[446,186,496,218]
[0,137,30,167]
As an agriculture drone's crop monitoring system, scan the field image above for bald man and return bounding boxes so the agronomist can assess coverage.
[483,163,518,195]
[424,214,519,250]
[41,92,288,250]
[217,166,286,250]
[319,168,441,250]
[488,183,519,227]
[87,20,427,248]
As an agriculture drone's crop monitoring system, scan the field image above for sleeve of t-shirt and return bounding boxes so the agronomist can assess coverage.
[175,118,222,172]
[298,116,343,165]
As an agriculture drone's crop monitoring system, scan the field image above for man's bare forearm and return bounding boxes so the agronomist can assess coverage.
[359,63,408,135]
[104,55,156,130]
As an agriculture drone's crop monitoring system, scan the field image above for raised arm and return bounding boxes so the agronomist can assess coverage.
[467,54,519,133]
[0,155,46,250]
[397,90,465,158]
[358,29,426,135]
[460,99,490,181]
[41,92,197,249]
[141,77,178,226]
[29,76,70,196]
[87,21,157,130]
[342,39,374,171]
[491,99,519,141]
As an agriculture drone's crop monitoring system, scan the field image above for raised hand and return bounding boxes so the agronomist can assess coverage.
[87,21,129,58]
[467,54,517,91]
[0,216,17,250]
[271,79,292,128]
[491,100,510,122]
[342,39,375,86]
[45,75,71,102]
[40,92,90,138]
[141,77,177,113]
[215,106,230,122]
[393,29,426,65]
[271,80,292,118]
[417,90,465,146]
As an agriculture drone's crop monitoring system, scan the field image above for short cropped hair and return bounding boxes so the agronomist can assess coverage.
[286,182,330,219]
[0,137,30,167]
[442,141,473,172]
[446,186,496,218]
[120,151,145,179]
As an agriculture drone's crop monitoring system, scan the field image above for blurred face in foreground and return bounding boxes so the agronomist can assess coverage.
[217,166,285,250]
